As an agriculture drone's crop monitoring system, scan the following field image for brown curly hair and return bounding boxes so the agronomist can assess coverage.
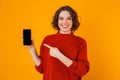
[52,6,80,31]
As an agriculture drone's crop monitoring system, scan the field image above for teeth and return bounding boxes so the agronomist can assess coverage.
[62,25,68,27]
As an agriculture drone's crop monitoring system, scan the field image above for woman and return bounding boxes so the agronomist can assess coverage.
[27,5,89,80]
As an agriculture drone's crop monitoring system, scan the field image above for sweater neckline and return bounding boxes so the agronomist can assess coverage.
[56,31,74,37]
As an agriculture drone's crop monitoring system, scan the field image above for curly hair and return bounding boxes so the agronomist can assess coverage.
[52,6,80,31]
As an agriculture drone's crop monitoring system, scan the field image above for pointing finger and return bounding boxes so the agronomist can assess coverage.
[43,44,52,49]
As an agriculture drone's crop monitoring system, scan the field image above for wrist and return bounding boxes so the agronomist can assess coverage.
[56,52,63,60]
[56,52,73,67]
[29,46,36,53]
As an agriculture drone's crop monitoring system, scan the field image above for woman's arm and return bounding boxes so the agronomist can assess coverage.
[43,44,73,67]
[56,51,73,67]
[43,42,89,76]
[26,40,41,66]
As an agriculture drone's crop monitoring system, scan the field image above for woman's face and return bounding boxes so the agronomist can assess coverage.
[58,10,73,34]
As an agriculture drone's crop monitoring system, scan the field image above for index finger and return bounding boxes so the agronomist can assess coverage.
[43,44,52,49]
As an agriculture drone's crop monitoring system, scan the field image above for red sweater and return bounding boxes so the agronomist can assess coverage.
[35,32,89,80]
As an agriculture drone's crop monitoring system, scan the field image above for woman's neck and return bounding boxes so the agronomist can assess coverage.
[59,31,72,34]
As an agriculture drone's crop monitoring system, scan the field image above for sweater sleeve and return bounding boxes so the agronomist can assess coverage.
[35,42,45,73]
[68,39,90,77]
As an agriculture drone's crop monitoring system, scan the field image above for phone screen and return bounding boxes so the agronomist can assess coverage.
[23,29,31,45]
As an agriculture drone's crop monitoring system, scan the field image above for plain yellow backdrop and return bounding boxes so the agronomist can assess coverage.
[0,0,120,80]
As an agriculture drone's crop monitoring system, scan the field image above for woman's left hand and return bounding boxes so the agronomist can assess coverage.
[43,44,73,67]
[43,44,61,58]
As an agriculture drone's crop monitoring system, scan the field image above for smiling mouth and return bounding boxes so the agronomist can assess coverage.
[61,25,69,28]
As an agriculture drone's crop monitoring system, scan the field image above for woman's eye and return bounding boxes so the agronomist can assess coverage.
[67,17,72,20]
[59,17,63,20]
[58,17,72,20]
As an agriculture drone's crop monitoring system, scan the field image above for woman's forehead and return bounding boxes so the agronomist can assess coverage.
[59,11,71,17]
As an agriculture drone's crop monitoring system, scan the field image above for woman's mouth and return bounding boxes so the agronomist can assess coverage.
[62,25,69,28]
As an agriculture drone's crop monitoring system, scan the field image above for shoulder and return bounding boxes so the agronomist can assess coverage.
[73,36,87,50]
[42,34,56,43]
[74,35,86,42]
[44,34,56,39]
[74,35,87,45]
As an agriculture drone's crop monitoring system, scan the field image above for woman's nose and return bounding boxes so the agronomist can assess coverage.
[63,19,67,24]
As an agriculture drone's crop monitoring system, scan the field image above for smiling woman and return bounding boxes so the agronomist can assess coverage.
[58,11,73,34]
[52,6,80,32]
[25,5,89,80]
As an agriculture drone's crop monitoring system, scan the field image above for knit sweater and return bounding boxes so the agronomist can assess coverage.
[35,32,89,80]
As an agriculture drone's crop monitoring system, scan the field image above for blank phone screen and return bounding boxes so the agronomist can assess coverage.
[23,29,31,45]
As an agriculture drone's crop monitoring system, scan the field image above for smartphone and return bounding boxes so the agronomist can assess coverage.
[23,29,32,45]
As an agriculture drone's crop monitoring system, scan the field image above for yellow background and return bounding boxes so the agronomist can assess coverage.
[0,0,120,80]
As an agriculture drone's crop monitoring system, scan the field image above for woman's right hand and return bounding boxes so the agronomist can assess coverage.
[26,39,35,51]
